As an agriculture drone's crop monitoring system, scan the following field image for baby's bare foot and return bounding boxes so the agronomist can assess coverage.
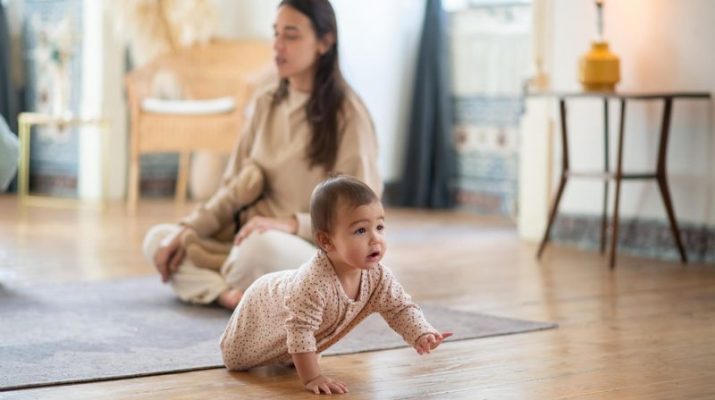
[217,288,243,310]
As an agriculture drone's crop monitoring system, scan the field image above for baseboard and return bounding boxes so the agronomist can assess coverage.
[551,214,715,264]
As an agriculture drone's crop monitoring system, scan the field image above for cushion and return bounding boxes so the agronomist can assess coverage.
[140,97,236,115]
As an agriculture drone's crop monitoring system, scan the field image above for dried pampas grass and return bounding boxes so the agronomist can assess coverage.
[110,0,217,67]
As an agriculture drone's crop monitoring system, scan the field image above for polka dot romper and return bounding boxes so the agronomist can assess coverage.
[220,251,437,370]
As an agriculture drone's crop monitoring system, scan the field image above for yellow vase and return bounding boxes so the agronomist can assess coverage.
[579,41,620,92]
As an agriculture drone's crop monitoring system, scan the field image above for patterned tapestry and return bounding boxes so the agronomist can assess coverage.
[448,3,531,216]
[22,0,82,197]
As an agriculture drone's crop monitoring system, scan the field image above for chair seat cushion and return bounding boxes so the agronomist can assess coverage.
[141,97,236,115]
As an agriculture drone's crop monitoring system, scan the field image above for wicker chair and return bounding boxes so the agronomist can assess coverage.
[125,39,273,209]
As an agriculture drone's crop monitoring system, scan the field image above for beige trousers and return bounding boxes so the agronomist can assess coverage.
[143,224,316,304]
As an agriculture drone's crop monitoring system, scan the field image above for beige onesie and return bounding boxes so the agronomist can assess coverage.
[220,251,437,370]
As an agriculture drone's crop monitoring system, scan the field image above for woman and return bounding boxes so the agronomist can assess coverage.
[143,0,382,310]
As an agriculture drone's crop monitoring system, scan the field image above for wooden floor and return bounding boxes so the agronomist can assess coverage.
[1,195,714,399]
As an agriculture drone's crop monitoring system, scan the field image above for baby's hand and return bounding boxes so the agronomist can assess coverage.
[305,374,349,395]
[414,331,453,355]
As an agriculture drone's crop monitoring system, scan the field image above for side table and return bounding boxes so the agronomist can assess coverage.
[17,112,109,206]
[530,91,711,268]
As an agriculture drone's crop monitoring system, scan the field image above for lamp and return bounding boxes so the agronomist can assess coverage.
[579,0,620,91]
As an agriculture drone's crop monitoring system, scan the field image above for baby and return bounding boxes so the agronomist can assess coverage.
[220,175,452,395]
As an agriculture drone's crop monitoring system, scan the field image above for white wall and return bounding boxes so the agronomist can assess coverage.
[213,0,426,182]
[520,0,715,239]
[212,0,280,39]
[79,0,103,200]
[333,0,425,182]
[78,1,127,201]
[100,5,128,200]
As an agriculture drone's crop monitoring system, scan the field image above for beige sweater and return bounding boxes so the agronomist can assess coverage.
[220,251,437,370]
[181,84,382,241]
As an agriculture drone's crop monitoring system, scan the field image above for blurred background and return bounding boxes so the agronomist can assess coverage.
[1,0,713,263]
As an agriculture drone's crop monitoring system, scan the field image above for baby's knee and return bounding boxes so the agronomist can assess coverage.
[220,336,246,371]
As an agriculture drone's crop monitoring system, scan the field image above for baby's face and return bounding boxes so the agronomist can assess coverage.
[326,200,387,271]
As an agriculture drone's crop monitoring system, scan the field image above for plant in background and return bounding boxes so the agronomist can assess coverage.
[110,0,217,68]
[110,0,217,105]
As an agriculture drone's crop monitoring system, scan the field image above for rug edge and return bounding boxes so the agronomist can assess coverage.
[0,365,225,393]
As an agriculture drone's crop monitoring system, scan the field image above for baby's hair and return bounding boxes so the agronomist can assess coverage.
[310,174,379,235]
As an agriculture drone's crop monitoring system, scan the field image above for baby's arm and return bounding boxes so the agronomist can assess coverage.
[291,352,348,395]
[375,267,452,355]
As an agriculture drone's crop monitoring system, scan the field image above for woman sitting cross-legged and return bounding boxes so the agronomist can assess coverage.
[143,0,381,310]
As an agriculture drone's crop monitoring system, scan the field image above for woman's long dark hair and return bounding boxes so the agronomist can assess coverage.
[274,0,346,171]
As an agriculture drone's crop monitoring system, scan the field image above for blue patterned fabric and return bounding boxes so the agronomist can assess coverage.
[552,214,715,264]
[453,95,523,215]
[22,0,83,196]
[454,95,523,127]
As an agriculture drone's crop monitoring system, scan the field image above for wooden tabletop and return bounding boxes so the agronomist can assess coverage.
[18,112,106,125]
[526,91,711,100]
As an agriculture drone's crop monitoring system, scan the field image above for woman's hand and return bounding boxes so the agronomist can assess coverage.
[153,226,192,282]
[304,374,348,395]
[414,331,453,355]
[234,215,298,245]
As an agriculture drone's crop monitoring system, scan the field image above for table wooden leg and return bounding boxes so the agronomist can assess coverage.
[600,98,610,254]
[656,97,688,263]
[176,152,190,203]
[127,150,140,211]
[537,99,570,259]
[17,117,31,203]
[609,99,626,269]
[538,175,568,258]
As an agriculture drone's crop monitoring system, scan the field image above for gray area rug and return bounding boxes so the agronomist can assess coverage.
[0,277,556,392]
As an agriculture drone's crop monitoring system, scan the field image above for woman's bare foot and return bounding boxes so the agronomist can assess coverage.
[217,288,243,310]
